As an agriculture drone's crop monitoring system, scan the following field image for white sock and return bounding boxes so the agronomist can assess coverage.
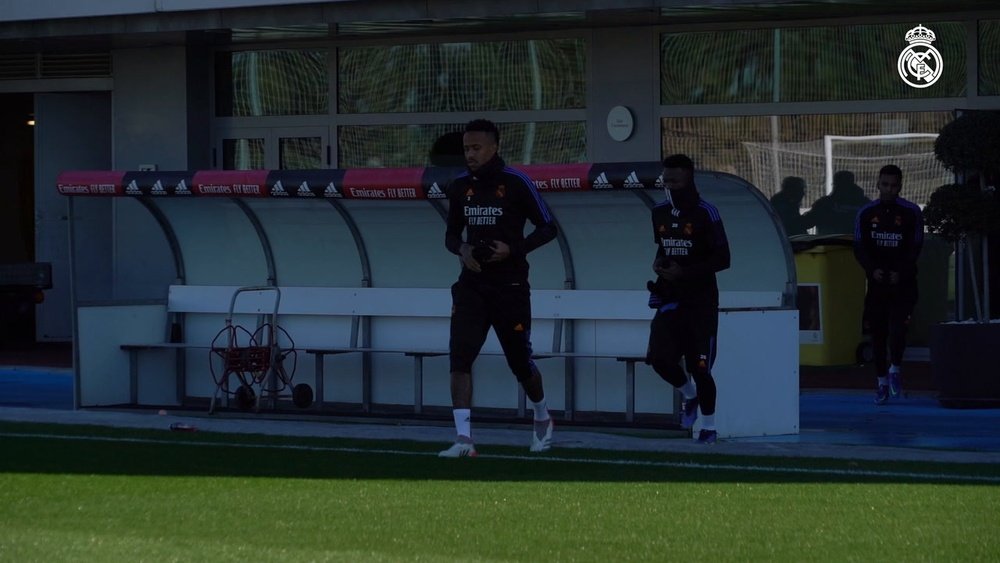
[530,398,550,422]
[701,414,716,430]
[453,409,472,440]
[877,376,888,386]
[679,380,697,400]
[889,364,901,374]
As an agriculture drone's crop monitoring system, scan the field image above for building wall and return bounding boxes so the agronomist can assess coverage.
[10,4,1000,343]
[111,47,195,300]
[113,47,190,170]
[587,27,659,163]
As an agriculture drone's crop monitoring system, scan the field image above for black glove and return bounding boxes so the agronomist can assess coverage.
[647,280,663,309]
[471,239,494,262]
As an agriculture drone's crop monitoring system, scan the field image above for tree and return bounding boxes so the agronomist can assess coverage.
[928,110,1000,321]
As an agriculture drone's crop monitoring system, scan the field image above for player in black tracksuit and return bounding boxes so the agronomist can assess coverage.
[647,154,731,444]
[439,119,558,458]
[853,164,924,405]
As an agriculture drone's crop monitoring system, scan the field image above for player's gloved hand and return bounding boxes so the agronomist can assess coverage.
[485,240,510,263]
[460,243,482,272]
[647,280,663,309]
[656,260,683,281]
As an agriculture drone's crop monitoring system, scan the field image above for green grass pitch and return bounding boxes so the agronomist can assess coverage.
[1,422,998,562]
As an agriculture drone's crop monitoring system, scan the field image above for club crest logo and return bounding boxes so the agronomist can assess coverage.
[897,25,942,89]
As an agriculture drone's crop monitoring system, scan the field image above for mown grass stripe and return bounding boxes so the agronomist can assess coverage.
[3,430,998,484]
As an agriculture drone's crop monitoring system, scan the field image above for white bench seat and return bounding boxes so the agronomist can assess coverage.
[118,284,786,421]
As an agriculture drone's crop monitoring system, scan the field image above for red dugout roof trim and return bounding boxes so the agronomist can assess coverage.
[57,171,126,196]
[192,170,270,197]
[56,163,666,199]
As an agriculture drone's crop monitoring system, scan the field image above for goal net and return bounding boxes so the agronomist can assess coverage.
[744,133,953,207]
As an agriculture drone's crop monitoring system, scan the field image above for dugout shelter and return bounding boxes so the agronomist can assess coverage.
[62,162,798,438]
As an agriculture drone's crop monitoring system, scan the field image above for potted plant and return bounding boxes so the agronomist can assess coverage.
[926,110,1000,408]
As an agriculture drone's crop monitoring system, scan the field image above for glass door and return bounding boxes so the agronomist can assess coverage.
[214,127,329,170]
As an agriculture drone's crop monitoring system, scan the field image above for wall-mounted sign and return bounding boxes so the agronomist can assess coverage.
[606,105,634,142]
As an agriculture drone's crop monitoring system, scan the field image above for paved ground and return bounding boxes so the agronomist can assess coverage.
[3,365,1000,465]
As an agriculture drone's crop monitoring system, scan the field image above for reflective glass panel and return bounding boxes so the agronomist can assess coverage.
[222,138,265,170]
[662,111,953,206]
[780,23,964,101]
[279,137,323,169]
[979,20,1000,95]
[215,50,328,116]
[338,39,586,113]
[660,30,775,104]
[338,122,586,168]
[661,23,965,104]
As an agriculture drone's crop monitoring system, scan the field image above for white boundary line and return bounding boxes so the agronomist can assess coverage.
[3,432,1000,484]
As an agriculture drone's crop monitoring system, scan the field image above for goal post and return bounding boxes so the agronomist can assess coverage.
[744,133,952,206]
[823,133,942,196]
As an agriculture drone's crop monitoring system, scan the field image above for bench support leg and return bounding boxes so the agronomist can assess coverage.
[362,352,372,413]
[314,353,325,411]
[625,360,636,423]
[564,358,575,421]
[413,356,423,415]
[128,350,139,406]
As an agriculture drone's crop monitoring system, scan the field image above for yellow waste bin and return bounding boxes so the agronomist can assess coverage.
[791,235,867,366]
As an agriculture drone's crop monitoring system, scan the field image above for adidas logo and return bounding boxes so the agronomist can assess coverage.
[297,181,315,197]
[150,180,166,195]
[427,182,446,199]
[126,179,141,195]
[655,174,664,189]
[175,179,191,195]
[592,172,612,189]
[272,180,288,197]
[324,182,341,198]
[624,171,644,189]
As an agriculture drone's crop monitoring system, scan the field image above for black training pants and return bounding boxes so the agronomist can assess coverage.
[646,303,719,415]
[449,278,537,381]
[863,280,918,377]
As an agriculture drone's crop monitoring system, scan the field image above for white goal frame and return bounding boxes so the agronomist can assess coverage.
[822,133,939,195]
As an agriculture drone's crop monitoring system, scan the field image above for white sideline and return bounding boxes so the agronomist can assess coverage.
[2,431,998,484]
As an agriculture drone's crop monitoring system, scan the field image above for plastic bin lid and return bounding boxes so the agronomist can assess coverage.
[789,234,854,253]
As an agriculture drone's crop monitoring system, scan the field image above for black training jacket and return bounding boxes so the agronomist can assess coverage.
[649,185,731,307]
[853,197,924,284]
[445,155,557,284]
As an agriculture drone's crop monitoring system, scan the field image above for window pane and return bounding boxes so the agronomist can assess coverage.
[780,23,965,101]
[662,112,952,206]
[216,50,328,116]
[661,23,965,104]
[222,138,265,170]
[279,137,323,169]
[338,122,586,168]
[338,39,586,113]
[660,30,775,104]
[979,20,1000,95]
